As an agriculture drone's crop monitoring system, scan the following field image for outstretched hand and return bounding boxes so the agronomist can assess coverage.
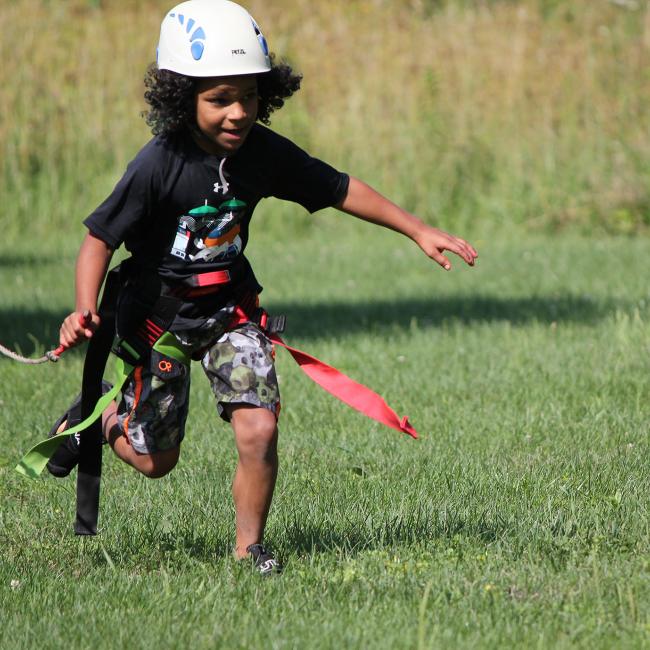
[59,309,101,350]
[336,178,478,270]
[413,224,478,271]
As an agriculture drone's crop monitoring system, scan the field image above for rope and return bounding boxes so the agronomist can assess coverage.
[0,311,83,365]
[0,342,60,364]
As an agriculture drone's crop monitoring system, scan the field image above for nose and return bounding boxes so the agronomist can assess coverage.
[228,101,249,123]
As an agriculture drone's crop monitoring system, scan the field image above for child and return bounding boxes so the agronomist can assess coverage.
[49,0,478,575]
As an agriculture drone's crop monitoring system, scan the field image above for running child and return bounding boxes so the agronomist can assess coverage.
[49,0,478,575]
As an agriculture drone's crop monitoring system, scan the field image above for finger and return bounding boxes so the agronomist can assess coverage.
[452,239,477,265]
[61,327,81,348]
[430,250,452,270]
[78,310,94,338]
[59,327,75,349]
[463,246,477,265]
[443,240,471,265]
[60,319,76,343]
[78,310,102,338]
[461,240,479,261]
[60,313,87,347]
[80,310,93,327]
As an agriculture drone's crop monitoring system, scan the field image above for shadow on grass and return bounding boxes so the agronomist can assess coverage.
[0,308,69,356]
[85,509,516,566]
[0,251,63,268]
[0,293,621,355]
[279,507,510,558]
[268,293,619,339]
[73,512,510,568]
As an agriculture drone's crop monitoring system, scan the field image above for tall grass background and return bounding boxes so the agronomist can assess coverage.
[1,0,649,244]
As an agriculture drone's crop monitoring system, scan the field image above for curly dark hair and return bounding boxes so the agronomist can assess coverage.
[143,55,302,136]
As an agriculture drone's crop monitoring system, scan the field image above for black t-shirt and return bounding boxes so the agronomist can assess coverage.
[84,124,349,326]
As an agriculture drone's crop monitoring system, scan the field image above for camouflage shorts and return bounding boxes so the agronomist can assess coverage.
[116,321,280,455]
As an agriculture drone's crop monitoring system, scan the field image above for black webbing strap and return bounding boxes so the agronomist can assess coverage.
[73,264,183,535]
[74,268,121,536]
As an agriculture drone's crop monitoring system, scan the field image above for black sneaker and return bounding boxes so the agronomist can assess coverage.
[246,544,282,576]
[46,381,113,478]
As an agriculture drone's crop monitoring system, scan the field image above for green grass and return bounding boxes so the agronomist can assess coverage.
[1,2,649,645]
[1,218,649,648]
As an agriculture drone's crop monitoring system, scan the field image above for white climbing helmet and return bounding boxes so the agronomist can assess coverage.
[157,0,271,77]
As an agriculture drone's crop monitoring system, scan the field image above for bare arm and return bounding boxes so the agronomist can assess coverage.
[336,176,478,270]
[59,232,114,349]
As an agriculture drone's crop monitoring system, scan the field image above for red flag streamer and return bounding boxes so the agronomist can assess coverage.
[269,333,419,439]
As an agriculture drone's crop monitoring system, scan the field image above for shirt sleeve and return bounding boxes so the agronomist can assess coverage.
[83,141,161,249]
[265,130,350,213]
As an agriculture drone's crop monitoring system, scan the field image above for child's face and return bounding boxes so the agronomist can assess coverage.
[193,75,259,156]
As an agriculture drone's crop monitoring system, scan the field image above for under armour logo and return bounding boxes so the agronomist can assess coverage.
[213,182,224,193]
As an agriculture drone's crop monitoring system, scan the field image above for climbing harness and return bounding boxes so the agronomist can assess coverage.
[14,259,419,535]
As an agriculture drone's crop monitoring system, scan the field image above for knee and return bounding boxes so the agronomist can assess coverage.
[134,449,180,479]
[232,409,278,461]
[140,461,177,479]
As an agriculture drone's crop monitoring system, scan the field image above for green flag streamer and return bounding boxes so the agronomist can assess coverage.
[15,358,134,479]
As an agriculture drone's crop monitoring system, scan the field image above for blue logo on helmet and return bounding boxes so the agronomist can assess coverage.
[251,18,269,57]
[170,12,205,61]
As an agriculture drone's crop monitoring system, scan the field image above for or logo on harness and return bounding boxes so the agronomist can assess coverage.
[158,360,173,373]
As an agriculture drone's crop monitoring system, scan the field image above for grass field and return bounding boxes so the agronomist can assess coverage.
[1,220,650,648]
[1,0,649,647]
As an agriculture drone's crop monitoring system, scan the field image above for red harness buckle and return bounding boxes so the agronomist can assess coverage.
[194,270,231,287]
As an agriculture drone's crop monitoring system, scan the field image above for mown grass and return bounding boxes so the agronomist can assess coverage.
[1,0,650,647]
[1,219,649,648]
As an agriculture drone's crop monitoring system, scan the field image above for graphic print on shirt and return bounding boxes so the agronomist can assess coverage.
[170,199,246,263]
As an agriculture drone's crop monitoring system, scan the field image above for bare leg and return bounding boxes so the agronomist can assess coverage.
[53,400,179,477]
[102,401,180,478]
[226,404,279,559]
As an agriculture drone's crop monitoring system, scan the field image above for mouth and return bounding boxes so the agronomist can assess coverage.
[221,127,249,140]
